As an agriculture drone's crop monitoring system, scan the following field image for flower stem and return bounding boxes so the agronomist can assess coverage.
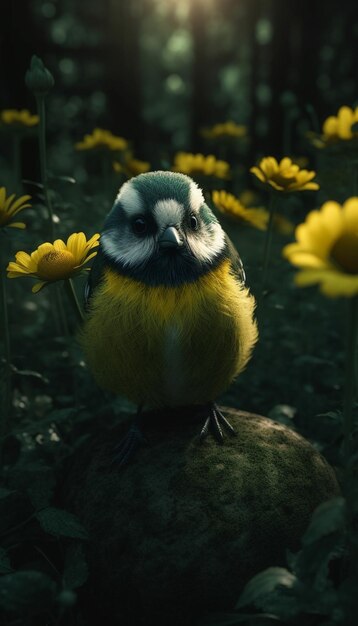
[343,295,358,461]
[36,95,55,241]
[0,242,12,447]
[64,279,84,325]
[260,194,277,299]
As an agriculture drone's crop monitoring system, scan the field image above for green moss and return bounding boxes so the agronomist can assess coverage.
[65,408,339,626]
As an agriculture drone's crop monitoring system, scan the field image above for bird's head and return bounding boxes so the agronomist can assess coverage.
[100,171,226,286]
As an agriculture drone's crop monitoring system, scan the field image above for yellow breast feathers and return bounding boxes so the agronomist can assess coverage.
[80,259,258,407]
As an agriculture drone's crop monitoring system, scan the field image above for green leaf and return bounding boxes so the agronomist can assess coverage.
[11,365,49,384]
[63,542,89,589]
[36,507,89,540]
[316,411,342,421]
[236,567,297,610]
[48,173,76,184]
[0,548,13,574]
[22,179,44,190]
[0,570,56,614]
[27,470,56,509]
[9,460,56,508]
[302,497,346,546]
[44,407,77,422]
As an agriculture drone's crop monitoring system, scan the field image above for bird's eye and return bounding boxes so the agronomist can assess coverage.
[133,216,147,234]
[190,214,198,231]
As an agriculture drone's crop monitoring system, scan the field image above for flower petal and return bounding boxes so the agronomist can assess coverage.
[250,167,266,183]
[342,197,358,230]
[284,250,332,269]
[6,194,32,214]
[8,222,26,229]
[53,239,67,251]
[32,281,47,293]
[337,106,354,139]
[3,194,16,212]
[67,232,86,263]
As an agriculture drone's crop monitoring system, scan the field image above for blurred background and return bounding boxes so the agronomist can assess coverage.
[1,0,357,182]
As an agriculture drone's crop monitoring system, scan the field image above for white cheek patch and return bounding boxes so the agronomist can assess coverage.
[187,222,226,263]
[101,229,155,268]
[116,181,144,217]
[153,199,184,231]
[189,180,205,214]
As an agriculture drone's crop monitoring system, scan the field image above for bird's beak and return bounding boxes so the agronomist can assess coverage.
[158,226,183,249]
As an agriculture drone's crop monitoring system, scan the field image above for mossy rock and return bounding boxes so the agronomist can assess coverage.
[65,407,340,626]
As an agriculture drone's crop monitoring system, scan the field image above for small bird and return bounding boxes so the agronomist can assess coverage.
[80,171,258,461]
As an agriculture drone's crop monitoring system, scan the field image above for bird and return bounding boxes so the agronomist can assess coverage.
[80,170,258,463]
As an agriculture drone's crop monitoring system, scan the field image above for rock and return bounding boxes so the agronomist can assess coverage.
[64,407,340,626]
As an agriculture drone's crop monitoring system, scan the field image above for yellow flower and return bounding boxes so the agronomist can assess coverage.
[7,232,100,293]
[172,152,230,179]
[283,198,358,298]
[113,156,150,179]
[0,109,39,127]
[250,156,319,192]
[75,128,128,151]
[317,106,358,147]
[212,190,269,230]
[201,121,247,139]
[0,188,31,230]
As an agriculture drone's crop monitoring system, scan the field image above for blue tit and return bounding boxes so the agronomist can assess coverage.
[80,171,258,453]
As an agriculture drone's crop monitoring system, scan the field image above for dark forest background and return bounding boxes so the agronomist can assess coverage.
[1,0,357,177]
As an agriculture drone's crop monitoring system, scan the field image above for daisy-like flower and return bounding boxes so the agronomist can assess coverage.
[0,188,31,230]
[201,121,247,139]
[75,128,128,151]
[250,157,319,192]
[283,197,358,297]
[7,232,100,293]
[0,109,39,127]
[311,106,358,148]
[172,152,230,179]
[212,190,268,230]
[113,156,150,179]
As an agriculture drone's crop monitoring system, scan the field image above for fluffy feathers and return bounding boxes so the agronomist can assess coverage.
[80,260,258,407]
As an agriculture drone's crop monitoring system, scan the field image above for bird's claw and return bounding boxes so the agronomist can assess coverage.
[199,404,236,444]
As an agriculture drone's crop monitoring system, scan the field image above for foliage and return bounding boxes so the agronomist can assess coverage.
[0,407,92,624]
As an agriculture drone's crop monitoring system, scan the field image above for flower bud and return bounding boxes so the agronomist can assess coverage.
[25,55,54,97]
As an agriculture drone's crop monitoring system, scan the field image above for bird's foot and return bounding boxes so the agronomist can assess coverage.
[112,422,147,467]
[199,403,236,444]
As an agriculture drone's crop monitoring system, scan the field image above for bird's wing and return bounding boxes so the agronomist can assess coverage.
[225,234,246,284]
[84,247,105,308]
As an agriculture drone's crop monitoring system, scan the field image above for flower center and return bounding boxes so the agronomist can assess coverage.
[37,250,76,281]
[272,172,296,188]
[330,232,358,274]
